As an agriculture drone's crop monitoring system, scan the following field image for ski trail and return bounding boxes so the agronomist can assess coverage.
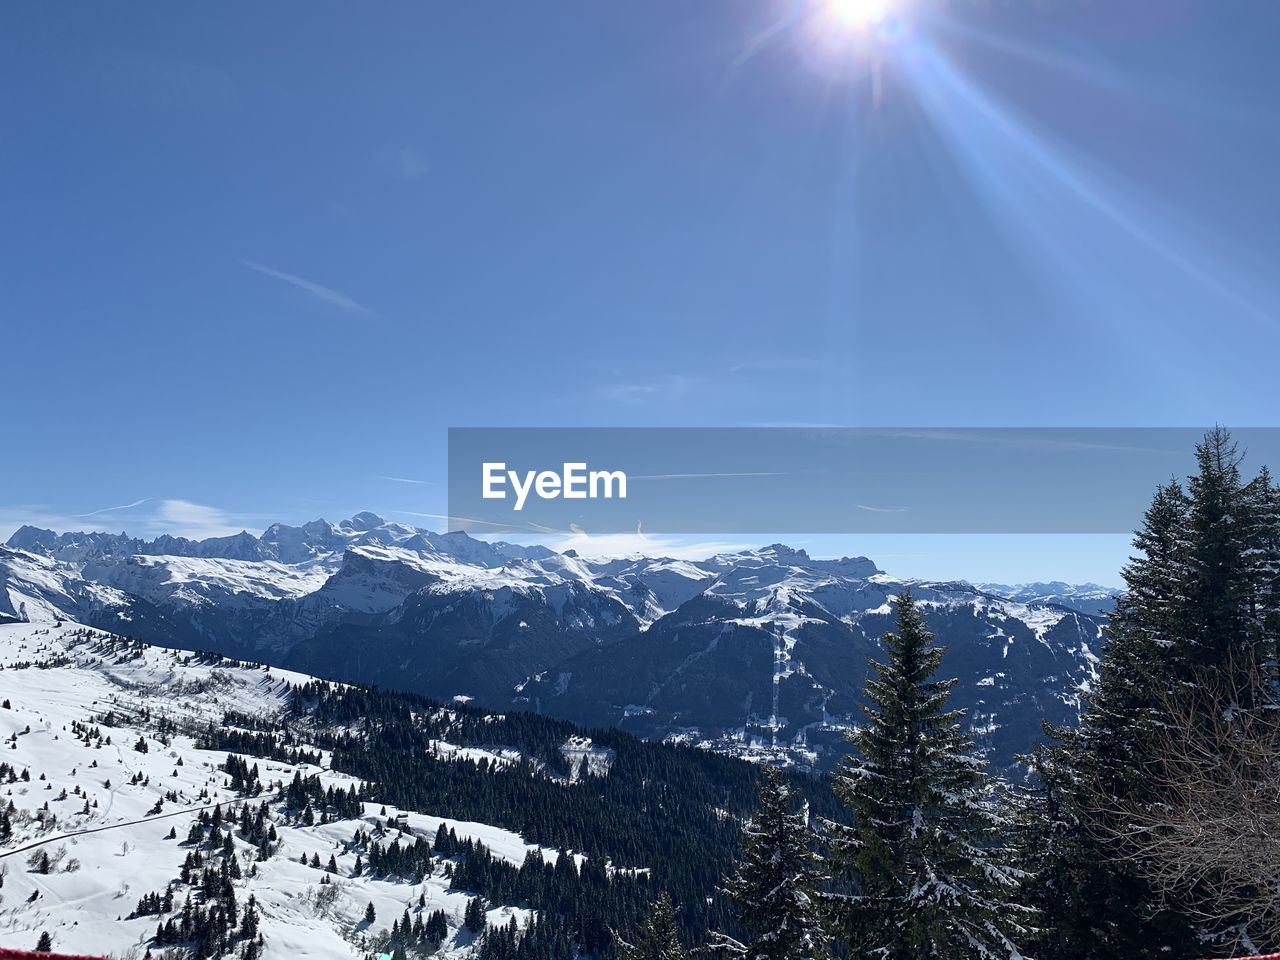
[0,802,221,861]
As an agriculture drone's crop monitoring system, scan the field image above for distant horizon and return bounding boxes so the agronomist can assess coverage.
[1,506,1130,588]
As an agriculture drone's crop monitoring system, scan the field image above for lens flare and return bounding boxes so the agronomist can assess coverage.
[827,0,891,28]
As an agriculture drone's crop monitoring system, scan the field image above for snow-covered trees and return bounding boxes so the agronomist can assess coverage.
[618,892,689,960]
[716,766,828,960]
[825,591,1029,960]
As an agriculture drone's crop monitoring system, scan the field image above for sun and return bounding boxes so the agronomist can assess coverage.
[826,0,892,29]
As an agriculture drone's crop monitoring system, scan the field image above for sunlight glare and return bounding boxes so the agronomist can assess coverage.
[827,0,891,29]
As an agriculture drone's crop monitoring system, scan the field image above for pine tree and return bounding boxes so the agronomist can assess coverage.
[35,930,53,952]
[1036,428,1280,957]
[365,901,376,924]
[825,591,1028,960]
[1179,428,1263,676]
[617,891,688,960]
[715,767,827,960]
[465,895,488,933]
[1005,743,1108,960]
[1243,464,1280,667]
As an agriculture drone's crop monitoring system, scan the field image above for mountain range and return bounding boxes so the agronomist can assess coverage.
[0,513,1120,771]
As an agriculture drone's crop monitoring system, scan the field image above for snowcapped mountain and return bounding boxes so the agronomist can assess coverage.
[977,581,1123,616]
[508,555,1105,771]
[5,513,556,568]
[2,514,1113,772]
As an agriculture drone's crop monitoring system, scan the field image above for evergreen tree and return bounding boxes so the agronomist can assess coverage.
[364,901,376,925]
[465,895,488,933]
[1244,464,1280,667]
[1034,428,1280,957]
[825,591,1028,960]
[618,891,688,960]
[715,767,827,960]
[35,931,53,952]
[1005,743,1110,960]
[1179,428,1267,678]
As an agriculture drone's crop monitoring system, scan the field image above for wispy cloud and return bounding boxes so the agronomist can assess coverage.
[241,259,372,317]
[375,475,437,486]
[856,503,911,514]
[545,526,755,560]
[0,507,104,541]
[0,499,261,542]
[390,510,566,535]
[74,497,152,518]
[602,375,701,403]
[378,510,753,559]
[150,499,251,539]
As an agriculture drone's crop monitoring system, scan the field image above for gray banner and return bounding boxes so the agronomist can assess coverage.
[446,427,1280,535]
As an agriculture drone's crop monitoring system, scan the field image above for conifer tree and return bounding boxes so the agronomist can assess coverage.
[824,591,1027,960]
[715,767,827,960]
[1005,742,1112,960]
[1034,428,1280,957]
[618,891,689,960]
[1024,482,1199,959]
[1179,428,1262,675]
[465,895,488,933]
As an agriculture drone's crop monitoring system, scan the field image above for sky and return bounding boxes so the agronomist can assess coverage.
[2,1,1278,584]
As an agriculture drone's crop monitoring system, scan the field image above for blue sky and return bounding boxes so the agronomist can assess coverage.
[2,1,1278,583]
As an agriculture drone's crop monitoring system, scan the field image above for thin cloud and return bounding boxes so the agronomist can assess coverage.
[602,375,700,403]
[548,529,756,560]
[241,259,372,317]
[391,510,568,535]
[0,500,261,542]
[150,500,255,540]
[375,475,437,486]
[0,507,102,541]
[856,503,911,514]
[74,497,151,518]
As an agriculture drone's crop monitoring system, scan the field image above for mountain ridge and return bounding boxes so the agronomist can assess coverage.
[2,513,1111,772]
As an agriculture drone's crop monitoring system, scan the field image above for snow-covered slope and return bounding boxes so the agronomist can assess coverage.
[0,620,590,959]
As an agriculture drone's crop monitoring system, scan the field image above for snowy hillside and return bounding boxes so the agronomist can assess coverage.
[0,620,606,960]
